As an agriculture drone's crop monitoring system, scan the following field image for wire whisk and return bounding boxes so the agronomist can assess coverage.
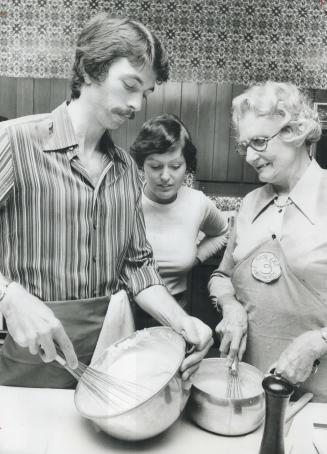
[226,357,243,399]
[55,354,154,414]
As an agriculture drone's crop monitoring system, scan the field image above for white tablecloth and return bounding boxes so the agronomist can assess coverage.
[0,386,326,454]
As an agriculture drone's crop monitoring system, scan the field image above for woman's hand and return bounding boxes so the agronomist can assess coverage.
[275,330,327,384]
[1,282,78,369]
[215,297,248,365]
[179,316,214,381]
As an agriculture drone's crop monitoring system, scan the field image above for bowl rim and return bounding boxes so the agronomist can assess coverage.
[191,357,265,404]
[74,326,186,419]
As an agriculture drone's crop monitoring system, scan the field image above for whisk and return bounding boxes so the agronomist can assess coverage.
[55,354,154,414]
[226,357,243,399]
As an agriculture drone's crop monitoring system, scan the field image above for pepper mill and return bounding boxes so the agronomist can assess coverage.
[258,374,294,454]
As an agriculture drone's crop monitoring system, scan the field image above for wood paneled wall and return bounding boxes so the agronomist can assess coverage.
[0,76,261,196]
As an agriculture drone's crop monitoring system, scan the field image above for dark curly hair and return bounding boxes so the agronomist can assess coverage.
[70,13,169,99]
[130,114,197,173]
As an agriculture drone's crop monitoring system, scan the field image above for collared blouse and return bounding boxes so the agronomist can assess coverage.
[209,159,327,302]
[0,103,162,301]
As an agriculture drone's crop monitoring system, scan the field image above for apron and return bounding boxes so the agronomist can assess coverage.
[232,238,327,402]
[0,296,109,388]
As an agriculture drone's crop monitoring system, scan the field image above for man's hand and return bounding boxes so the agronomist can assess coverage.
[1,282,78,368]
[215,298,247,366]
[134,285,213,380]
[179,316,213,381]
[275,330,327,384]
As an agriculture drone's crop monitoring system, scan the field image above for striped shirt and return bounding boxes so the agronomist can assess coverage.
[0,102,163,302]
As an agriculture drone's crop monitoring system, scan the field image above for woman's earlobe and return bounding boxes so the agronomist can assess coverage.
[84,73,92,85]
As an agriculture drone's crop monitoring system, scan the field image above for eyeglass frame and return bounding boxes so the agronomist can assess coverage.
[235,127,284,156]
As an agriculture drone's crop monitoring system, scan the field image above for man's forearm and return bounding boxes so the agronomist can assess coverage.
[134,285,188,333]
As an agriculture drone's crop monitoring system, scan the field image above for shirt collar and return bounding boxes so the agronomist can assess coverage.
[252,159,322,224]
[288,159,322,225]
[42,102,126,164]
[251,184,276,223]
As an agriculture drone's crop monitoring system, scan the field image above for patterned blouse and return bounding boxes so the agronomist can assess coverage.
[0,102,162,302]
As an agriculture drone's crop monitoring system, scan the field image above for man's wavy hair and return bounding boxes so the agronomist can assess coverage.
[130,113,197,173]
[71,13,169,99]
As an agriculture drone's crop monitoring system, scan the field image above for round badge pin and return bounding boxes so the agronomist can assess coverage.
[251,252,282,283]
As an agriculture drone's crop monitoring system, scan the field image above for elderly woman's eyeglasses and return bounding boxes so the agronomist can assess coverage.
[235,128,283,156]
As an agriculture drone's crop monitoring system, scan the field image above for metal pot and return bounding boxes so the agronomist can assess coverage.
[74,327,190,441]
[187,358,265,436]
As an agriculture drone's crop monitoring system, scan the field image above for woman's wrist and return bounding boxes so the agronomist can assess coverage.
[217,294,239,309]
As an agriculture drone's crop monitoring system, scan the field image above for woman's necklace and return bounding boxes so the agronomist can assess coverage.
[273,196,292,209]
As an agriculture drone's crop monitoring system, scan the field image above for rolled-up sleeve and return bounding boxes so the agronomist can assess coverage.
[121,188,164,296]
[0,126,14,206]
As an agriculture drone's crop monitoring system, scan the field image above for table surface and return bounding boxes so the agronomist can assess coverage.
[0,386,326,454]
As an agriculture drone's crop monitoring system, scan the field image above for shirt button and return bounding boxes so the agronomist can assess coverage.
[93,223,97,230]
[92,256,97,263]
[272,234,276,240]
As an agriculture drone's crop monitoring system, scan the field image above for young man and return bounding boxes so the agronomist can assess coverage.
[0,13,213,387]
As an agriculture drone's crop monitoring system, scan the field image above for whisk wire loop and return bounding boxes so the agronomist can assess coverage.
[226,357,243,399]
[54,353,154,414]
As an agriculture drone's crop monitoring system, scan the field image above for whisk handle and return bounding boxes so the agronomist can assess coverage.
[55,354,67,367]
[54,354,82,381]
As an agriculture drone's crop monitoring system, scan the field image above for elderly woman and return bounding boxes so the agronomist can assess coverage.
[209,81,327,402]
[131,113,228,311]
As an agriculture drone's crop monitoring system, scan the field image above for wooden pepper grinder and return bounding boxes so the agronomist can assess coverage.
[258,374,294,454]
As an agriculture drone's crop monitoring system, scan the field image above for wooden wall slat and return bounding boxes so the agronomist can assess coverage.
[50,79,68,111]
[180,82,198,145]
[212,83,233,181]
[0,77,17,119]
[227,84,246,182]
[229,84,258,184]
[33,79,51,114]
[16,78,34,117]
[65,80,72,100]
[163,81,182,117]
[243,157,259,183]
[196,83,217,180]
[145,82,164,119]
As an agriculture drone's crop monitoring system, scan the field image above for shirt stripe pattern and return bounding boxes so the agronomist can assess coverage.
[0,103,162,302]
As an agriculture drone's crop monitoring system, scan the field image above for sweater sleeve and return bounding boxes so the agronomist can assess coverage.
[208,214,238,305]
[196,195,229,263]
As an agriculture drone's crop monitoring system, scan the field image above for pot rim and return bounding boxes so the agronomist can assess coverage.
[75,326,186,419]
[191,357,265,405]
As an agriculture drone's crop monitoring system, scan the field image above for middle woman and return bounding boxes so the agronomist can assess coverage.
[131,114,228,312]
